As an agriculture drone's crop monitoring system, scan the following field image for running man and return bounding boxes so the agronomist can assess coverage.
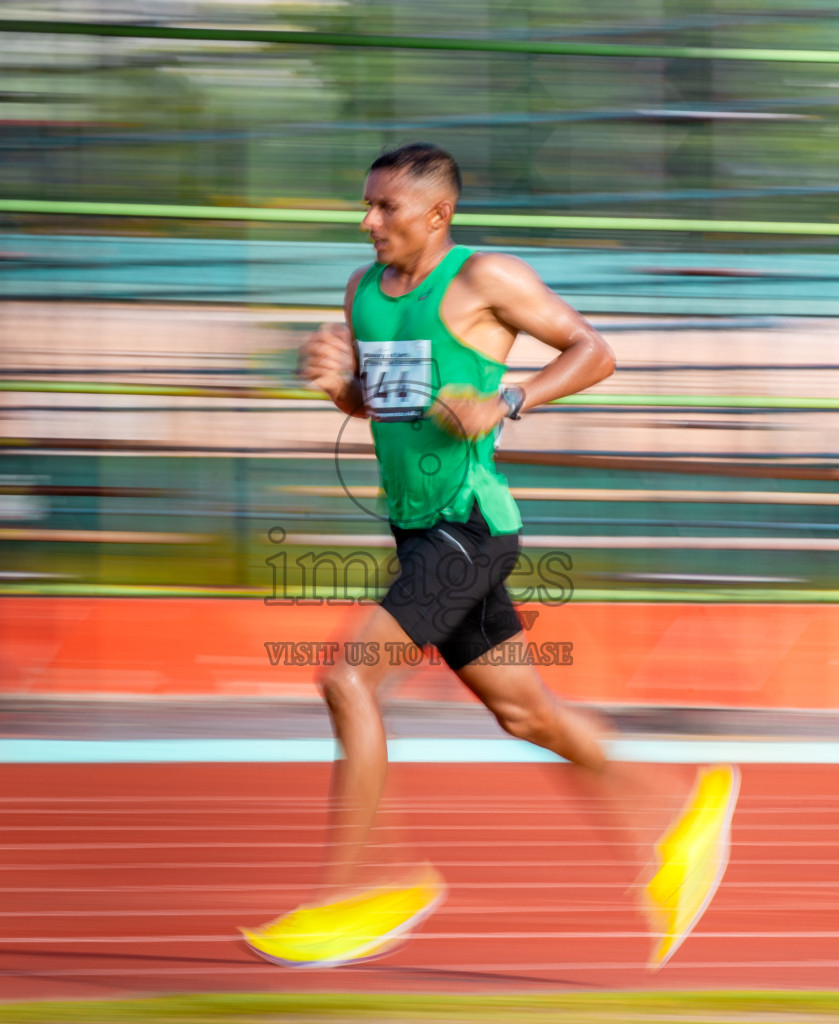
[241,143,739,970]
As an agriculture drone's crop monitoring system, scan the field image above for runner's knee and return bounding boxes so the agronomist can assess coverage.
[318,665,375,719]
[493,698,599,765]
[493,699,555,746]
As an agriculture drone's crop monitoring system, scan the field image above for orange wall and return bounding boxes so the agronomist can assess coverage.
[1,597,836,709]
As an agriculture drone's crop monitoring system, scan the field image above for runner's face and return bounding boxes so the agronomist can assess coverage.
[361,169,437,265]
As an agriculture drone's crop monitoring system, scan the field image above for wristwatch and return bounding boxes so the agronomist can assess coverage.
[500,384,526,420]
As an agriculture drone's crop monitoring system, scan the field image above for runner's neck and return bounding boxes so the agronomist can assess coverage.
[382,242,456,297]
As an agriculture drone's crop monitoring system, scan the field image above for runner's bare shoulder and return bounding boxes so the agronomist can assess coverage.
[459,250,546,299]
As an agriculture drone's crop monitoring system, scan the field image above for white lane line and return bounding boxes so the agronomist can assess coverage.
[5,821,838,833]
[6,900,839,918]
[4,931,839,944]
[0,796,332,804]
[4,881,839,895]
[1,794,837,805]
[0,861,638,872]
[3,812,837,826]
[5,853,839,866]
[3,839,839,853]
[2,910,631,919]
[0,842,326,851]
[4,860,839,873]
[0,908,641,919]
[2,808,838,818]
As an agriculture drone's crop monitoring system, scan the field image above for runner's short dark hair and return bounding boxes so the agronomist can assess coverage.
[369,142,462,200]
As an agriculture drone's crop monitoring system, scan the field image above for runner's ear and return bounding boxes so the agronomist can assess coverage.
[428,198,454,231]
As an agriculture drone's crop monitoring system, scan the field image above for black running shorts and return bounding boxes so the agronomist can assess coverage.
[381,502,522,671]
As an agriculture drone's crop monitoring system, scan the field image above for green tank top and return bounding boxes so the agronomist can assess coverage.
[351,245,522,534]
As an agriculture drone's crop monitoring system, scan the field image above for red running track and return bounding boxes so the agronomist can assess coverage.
[1,762,838,1001]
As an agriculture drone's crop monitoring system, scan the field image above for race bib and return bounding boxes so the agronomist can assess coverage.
[356,339,438,421]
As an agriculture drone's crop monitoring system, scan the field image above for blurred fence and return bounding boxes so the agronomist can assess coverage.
[2,8,839,246]
[2,236,839,314]
[2,300,837,600]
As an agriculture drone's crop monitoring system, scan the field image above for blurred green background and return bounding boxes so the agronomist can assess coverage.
[1,1,837,603]
[3,0,839,238]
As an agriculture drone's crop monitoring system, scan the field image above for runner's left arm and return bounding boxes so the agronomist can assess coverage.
[479,253,615,416]
[434,254,614,437]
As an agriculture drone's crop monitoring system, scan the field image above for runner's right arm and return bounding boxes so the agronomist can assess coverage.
[299,267,369,418]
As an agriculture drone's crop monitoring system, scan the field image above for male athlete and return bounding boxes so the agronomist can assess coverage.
[241,143,739,970]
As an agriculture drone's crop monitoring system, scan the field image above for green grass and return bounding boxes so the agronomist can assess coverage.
[3,993,839,1024]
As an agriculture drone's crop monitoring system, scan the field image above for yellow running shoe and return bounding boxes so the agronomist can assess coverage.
[645,764,740,970]
[240,865,446,968]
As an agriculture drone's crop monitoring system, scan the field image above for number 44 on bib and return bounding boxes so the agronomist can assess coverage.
[357,339,439,422]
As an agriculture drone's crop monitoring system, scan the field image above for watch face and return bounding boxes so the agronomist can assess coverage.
[503,386,523,418]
